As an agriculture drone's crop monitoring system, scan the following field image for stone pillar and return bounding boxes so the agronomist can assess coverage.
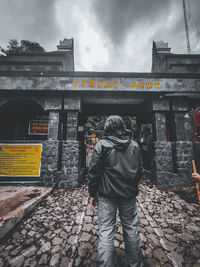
[154,112,167,141]
[172,100,194,142]
[184,113,194,142]
[48,110,60,140]
[44,96,62,140]
[152,99,173,186]
[39,110,61,186]
[64,96,81,140]
[60,96,82,187]
[175,113,185,140]
[66,111,78,140]
[41,96,62,186]
[148,98,194,187]
[171,99,193,186]
[172,100,187,141]
[153,99,169,141]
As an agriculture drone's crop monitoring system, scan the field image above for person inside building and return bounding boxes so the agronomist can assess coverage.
[88,115,143,267]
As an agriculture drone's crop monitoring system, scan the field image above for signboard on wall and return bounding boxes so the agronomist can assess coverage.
[0,144,42,177]
[28,120,48,135]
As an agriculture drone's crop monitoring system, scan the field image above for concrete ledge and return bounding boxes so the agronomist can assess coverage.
[0,186,53,240]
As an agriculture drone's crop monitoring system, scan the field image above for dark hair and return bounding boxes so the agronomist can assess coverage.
[104,115,126,137]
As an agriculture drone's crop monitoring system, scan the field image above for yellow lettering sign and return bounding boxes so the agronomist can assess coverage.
[72,80,161,89]
[156,81,160,88]
[146,81,152,88]
[131,81,135,88]
[138,81,143,88]
[106,81,111,87]
[113,81,119,88]
[89,80,95,87]
[98,81,103,87]
[81,80,85,87]
[72,80,77,87]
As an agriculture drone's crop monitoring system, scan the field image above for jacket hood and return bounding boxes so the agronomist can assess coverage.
[104,135,131,150]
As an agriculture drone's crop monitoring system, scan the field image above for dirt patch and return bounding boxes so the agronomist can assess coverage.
[52,187,74,197]
[0,189,41,218]
[159,185,199,205]
[144,179,199,205]
[171,187,198,204]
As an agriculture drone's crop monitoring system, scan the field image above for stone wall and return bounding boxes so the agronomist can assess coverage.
[40,139,195,188]
[40,141,60,186]
[59,141,80,187]
[154,141,193,187]
[154,141,173,172]
[40,140,81,187]
[175,141,193,183]
[153,141,176,187]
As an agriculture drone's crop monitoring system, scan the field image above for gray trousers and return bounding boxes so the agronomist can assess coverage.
[97,196,143,267]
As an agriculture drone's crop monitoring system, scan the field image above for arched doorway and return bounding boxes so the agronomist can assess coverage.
[0,98,48,141]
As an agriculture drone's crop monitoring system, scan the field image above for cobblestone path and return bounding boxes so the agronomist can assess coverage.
[0,181,200,267]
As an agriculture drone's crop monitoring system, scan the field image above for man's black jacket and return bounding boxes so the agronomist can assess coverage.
[88,135,143,199]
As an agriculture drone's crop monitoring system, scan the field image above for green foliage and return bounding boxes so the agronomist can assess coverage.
[85,122,93,131]
[85,116,137,136]
[0,39,45,56]
[0,39,20,55]
[20,40,45,53]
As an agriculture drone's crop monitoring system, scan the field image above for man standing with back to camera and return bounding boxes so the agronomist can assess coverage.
[88,115,143,267]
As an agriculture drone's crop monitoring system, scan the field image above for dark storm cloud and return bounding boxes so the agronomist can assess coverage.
[91,0,200,54]
[91,0,174,45]
[1,0,200,72]
[150,0,200,53]
[188,0,200,50]
[0,0,61,49]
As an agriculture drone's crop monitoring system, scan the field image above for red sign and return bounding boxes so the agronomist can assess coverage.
[28,120,48,135]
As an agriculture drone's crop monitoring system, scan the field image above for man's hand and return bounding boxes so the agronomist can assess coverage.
[90,197,97,211]
[192,172,200,182]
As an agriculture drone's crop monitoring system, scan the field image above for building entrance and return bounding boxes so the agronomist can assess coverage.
[80,101,153,180]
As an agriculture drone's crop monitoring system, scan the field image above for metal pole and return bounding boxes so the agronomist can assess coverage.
[182,0,191,53]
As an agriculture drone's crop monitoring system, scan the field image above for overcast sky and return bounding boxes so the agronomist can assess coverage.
[0,0,200,72]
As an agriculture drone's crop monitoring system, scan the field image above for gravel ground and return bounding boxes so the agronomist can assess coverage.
[0,180,200,267]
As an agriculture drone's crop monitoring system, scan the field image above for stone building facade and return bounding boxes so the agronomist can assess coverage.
[0,39,200,187]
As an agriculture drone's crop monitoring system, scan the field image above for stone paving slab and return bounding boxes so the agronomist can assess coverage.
[0,186,52,240]
[0,181,200,267]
